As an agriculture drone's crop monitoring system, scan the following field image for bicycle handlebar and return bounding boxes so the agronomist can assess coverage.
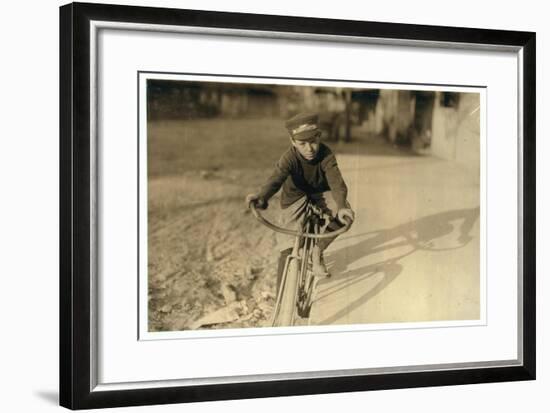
[249,202,352,239]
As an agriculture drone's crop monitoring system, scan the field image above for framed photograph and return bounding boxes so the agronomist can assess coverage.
[60,2,536,410]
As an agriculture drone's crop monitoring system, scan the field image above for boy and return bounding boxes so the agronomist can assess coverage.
[246,112,355,286]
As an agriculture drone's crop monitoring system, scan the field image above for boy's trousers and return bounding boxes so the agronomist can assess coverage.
[275,191,350,252]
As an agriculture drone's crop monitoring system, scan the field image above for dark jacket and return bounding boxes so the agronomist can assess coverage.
[257,143,348,209]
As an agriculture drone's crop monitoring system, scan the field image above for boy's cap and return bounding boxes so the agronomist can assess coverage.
[285,112,320,140]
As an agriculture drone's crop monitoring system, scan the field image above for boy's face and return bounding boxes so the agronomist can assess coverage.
[291,132,321,161]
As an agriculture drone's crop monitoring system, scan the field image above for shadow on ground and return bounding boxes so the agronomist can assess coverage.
[316,207,480,325]
[35,391,58,405]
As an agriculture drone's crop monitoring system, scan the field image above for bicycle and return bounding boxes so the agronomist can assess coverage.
[249,200,352,327]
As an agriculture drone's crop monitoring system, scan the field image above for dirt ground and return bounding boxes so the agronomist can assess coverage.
[147,118,480,332]
[147,118,298,331]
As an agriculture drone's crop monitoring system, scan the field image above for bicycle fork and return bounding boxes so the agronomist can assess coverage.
[297,218,321,318]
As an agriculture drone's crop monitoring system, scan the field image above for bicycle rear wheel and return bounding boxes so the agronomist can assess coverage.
[273,257,300,327]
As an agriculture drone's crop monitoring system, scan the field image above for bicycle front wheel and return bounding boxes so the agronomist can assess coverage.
[274,257,300,327]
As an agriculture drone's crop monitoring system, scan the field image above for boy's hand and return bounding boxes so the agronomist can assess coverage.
[337,208,355,225]
[245,193,268,210]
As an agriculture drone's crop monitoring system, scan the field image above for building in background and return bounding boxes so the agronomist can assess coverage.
[368,89,479,167]
[147,79,480,168]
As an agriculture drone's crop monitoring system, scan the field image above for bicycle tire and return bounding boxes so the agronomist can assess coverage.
[274,257,300,327]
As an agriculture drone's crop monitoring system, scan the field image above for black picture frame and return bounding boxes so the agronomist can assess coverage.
[60,2,536,410]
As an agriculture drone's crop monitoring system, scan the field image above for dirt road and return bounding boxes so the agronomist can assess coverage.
[147,119,291,331]
[147,119,480,331]
[309,143,480,325]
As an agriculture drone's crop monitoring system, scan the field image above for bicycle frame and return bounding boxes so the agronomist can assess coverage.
[296,204,323,318]
[249,200,352,327]
[271,204,321,325]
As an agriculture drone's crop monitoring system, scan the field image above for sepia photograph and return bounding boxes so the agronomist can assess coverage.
[140,74,483,333]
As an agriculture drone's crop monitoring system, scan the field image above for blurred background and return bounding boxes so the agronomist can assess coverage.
[146,79,480,332]
[148,79,479,163]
